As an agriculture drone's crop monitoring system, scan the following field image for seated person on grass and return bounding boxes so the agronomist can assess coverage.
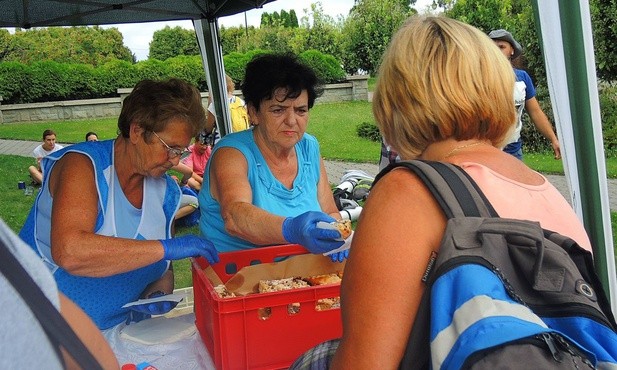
[172,130,212,192]
[28,129,64,185]
[85,131,99,142]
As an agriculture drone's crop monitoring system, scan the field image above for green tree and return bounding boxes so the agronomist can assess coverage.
[446,0,516,32]
[261,13,272,27]
[219,25,257,54]
[341,0,412,74]
[299,3,344,62]
[149,26,198,61]
[0,29,12,60]
[590,0,617,82]
[281,10,291,27]
[2,27,132,66]
[289,10,299,28]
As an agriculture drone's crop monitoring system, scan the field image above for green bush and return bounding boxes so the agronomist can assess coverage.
[520,86,554,153]
[65,64,97,100]
[599,85,617,155]
[98,59,140,96]
[224,49,269,85]
[135,59,169,82]
[0,49,348,104]
[356,121,381,142]
[165,55,207,91]
[299,49,346,84]
[223,52,251,85]
[0,62,32,103]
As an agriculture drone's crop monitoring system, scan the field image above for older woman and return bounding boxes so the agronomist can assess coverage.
[19,78,219,330]
[198,53,345,259]
[291,16,592,369]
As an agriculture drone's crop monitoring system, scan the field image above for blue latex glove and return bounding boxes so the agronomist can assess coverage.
[329,249,349,263]
[282,211,344,254]
[125,292,178,324]
[160,235,219,264]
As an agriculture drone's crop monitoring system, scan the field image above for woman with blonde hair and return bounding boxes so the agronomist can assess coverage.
[291,15,591,369]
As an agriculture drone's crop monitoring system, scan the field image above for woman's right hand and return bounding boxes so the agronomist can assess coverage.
[160,235,219,264]
[282,211,344,254]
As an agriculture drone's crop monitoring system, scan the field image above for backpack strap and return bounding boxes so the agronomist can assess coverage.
[374,160,498,219]
[0,238,104,370]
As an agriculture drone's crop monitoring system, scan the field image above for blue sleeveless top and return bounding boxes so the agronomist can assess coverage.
[19,140,180,329]
[198,129,322,252]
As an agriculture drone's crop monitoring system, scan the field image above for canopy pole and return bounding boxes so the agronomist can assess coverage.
[532,0,617,309]
[194,18,232,137]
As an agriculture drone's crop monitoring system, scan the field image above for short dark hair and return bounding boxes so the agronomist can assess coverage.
[42,129,56,140]
[241,53,323,111]
[117,78,206,138]
[85,131,98,141]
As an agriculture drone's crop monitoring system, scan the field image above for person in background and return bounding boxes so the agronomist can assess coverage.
[378,138,400,171]
[204,73,250,142]
[0,218,119,369]
[488,29,561,160]
[199,53,348,262]
[292,16,591,369]
[28,129,64,185]
[173,130,213,192]
[19,78,219,331]
[85,131,99,142]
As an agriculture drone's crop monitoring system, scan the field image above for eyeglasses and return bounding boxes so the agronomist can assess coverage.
[151,131,188,159]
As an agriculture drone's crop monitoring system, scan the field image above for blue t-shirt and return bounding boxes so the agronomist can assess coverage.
[198,129,322,252]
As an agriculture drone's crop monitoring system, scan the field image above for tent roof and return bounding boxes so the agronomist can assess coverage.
[0,0,275,28]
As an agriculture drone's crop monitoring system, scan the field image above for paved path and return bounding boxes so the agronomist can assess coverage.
[3,138,616,211]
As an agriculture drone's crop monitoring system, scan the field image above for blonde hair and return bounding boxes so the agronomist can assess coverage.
[373,16,516,159]
[225,74,235,94]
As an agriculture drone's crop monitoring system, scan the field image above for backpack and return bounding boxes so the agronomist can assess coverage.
[373,160,617,370]
[229,96,249,133]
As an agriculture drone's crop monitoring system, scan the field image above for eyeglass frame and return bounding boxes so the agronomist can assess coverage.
[150,131,188,159]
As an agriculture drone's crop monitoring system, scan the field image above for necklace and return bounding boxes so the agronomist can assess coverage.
[442,141,485,160]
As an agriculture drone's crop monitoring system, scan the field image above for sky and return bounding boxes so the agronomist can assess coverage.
[104,0,434,61]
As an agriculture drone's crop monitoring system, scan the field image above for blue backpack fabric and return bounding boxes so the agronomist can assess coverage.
[373,160,617,370]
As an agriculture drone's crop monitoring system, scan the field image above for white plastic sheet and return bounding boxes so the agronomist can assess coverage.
[103,313,216,370]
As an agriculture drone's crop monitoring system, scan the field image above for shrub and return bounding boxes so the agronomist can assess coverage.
[165,55,206,90]
[520,86,554,153]
[599,85,617,155]
[223,52,251,85]
[98,59,140,94]
[0,48,348,104]
[65,64,97,100]
[223,49,270,86]
[135,59,169,82]
[299,49,346,84]
[0,62,32,104]
[356,121,381,142]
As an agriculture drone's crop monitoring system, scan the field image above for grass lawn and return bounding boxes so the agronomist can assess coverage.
[2,100,616,288]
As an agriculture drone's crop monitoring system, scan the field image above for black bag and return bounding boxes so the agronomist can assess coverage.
[373,160,617,369]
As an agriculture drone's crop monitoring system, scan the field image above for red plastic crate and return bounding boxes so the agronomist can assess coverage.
[191,244,344,370]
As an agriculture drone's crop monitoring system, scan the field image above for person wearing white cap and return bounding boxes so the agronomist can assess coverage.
[489,29,561,160]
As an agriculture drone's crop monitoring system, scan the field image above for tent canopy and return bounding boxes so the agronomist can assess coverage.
[0,0,274,28]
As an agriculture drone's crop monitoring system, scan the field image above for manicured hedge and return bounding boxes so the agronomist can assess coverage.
[0,50,346,104]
